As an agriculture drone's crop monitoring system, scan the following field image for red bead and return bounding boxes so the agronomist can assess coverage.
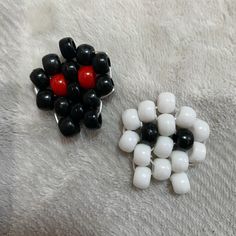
[78,66,96,89]
[50,74,68,96]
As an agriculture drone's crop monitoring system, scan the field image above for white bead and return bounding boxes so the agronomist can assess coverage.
[189,142,206,163]
[122,109,142,130]
[152,159,171,181]
[170,150,189,172]
[157,114,176,136]
[119,131,140,153]
[170,172,190,194]
[133,144,151,166]
[191,118,210,142]
[153,136,174,158]
[133,166,151,189]
[138,100,156,122]
[157,92,176,114]
[176,106,197,128]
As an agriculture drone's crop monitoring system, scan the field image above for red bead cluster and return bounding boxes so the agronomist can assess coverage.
[50,66,97,96]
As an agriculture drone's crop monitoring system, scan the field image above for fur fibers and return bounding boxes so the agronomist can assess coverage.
[0,0,235,235]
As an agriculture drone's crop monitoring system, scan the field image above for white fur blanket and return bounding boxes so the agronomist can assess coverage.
[0,0,235,235]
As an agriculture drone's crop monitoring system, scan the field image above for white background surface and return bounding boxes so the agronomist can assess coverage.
[0,0,235,235]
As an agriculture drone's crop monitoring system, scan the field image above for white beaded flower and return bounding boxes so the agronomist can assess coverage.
[119,92,210,194]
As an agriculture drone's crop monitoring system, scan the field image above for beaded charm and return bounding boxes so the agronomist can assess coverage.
[30,37,114,136]
[119,92,210,194]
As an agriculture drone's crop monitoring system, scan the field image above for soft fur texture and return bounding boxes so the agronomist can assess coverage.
[0,0,236,235]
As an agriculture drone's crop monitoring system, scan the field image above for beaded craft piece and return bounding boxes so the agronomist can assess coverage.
[119,92,210,194]
[30,37,114,136]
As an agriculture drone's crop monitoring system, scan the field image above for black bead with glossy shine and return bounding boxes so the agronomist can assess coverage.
[141,123,158,144]
[76,44,95,65]
[36,90,54,110]
[42,54,61,76]
[96,75,114,97]
[54,97,70,117]
[62,61,78,82]
[83,90,101,109]
[70,103,84,124]
[59,37,76,60]
[92,52,110,74]
[173,128,194,150]
[30,68,50,89]
[84,111,102,129]
[67,82,81,101]
[58,117,80,136]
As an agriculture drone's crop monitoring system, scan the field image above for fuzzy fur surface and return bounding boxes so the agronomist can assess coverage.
[0,0,236,235]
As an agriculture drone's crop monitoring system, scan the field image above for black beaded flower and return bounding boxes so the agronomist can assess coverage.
[30,37,114,136]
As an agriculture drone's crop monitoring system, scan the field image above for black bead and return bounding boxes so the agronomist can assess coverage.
[36,90,54,110]
[92,52,110,74]
[95,75,114,97]
[30,68,49,89]
[42,54,61,76]
[54,97,70,117]
[141,123,158,144]
[173,128,194,150]
[83,90,101,110]
[62,61,78,82]
[59,37,76,60]
[76,44,95,65]
[58,117,80,136]
[84,111,102,129]
[70,103,84,124]
[67,82,81,101]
